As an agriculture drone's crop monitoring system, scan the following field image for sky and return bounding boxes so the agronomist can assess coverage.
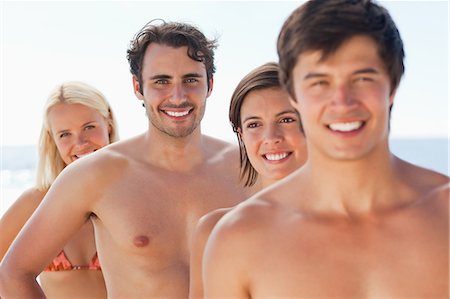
[1,0,449,147]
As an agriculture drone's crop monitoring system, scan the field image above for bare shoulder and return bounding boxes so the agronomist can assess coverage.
[202,135,239,160]
[38,139,140,212]
[203,196,279,284]
[14,187,47,208]
[58,137,140,184]
[196,207,232,238]
[208,196,278,247]
[1,187,46,220]
[398,157,449,208]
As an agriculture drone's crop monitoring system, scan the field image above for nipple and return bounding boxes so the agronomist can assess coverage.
[133,235,150,247]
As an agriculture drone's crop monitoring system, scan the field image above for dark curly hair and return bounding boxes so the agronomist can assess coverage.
[127,19,218,93]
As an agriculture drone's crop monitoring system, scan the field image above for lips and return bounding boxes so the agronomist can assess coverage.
[328,121,364,132]
[164,110,190,117]
[161,104,194,119]
[263,152,291,161]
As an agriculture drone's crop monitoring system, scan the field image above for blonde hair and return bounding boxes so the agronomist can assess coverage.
[36,81,119,191]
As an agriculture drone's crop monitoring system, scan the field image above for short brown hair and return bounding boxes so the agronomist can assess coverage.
[277,0,405,101]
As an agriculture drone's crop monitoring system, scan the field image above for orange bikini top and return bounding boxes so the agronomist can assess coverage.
[43,251,101,271]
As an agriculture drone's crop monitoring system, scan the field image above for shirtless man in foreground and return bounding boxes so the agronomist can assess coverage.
[0,21,252,298]
[203,0,449,298]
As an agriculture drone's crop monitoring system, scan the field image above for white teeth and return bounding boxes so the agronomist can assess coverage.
[329,121,363,132]
[166,110,189,117]
[265,152,288,161]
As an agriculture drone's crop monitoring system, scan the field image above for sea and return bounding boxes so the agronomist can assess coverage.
[1,138,449,217]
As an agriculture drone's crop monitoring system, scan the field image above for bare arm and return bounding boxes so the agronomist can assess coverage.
[189,208,230,299]
[0,188,45,261]
[202,211,252,299]
[0,160,102,298]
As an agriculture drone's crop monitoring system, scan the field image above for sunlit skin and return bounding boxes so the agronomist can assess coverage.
[292,35,393,163]
[239,87,306,187]
[189,87,307,299]
[202,36,449,298]
[0,43,252,298]
[0,103,110,298]
[134,44,212,139]
[48,103,111,165]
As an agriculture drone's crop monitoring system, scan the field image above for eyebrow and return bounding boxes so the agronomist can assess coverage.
[303,67,379,81]
[183,72,204,79]
[303,72,327,81]
[242,110,297,123]
[149,72,204,81]
[55,121,97,135]
[353,68,379,75]
[149,74,172,81]
[276,109,297,117]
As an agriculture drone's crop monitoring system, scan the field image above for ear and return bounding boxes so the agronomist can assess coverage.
[236,127,243,140]
[132,76,144,100]
[388,88,396,106]
[206,77,214,98]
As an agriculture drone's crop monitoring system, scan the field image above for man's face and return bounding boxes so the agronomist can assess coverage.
[290,35,394,161]
[134,43,212,138]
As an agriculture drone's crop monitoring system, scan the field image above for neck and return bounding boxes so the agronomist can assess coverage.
[144,125,205,172]
[300,143,408,218]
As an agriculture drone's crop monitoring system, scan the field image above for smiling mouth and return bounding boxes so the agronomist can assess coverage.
[328,121,364,132]
[164,110,190,117]
[161,106,193,118]
[263,152,291,161]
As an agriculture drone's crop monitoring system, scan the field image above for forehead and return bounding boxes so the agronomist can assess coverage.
[240,87,292,116]
[141,43,207,77]
[48,103,102,131]
[293,36,385,76]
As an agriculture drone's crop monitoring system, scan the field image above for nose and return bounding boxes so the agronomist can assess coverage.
[263,124,283,145]
[169,83,187,105]
[76,132,89,147]
[331,83,356,107]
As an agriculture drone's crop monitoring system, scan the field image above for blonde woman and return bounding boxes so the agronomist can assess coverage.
[0,81,118,298]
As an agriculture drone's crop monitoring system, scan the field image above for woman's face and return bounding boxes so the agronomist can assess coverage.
[48,103,111,166]
[239,87,307,187]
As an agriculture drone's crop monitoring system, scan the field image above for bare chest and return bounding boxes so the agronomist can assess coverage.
[250,216,449,298]
[93,167,245,263]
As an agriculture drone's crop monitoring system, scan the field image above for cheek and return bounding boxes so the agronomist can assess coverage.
[92,128,111,146]
[54,138,69,153]
[241,133,261,157]
[53,139,72,163]
[288,128,306,146]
